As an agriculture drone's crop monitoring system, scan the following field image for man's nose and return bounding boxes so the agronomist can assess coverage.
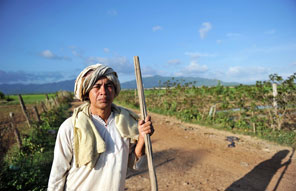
[99,84,107,94]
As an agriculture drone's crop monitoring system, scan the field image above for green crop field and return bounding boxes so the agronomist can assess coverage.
[116,73,296,147]
[2,94,56,105]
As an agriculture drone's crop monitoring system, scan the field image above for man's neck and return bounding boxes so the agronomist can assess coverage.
[90,106,111,123]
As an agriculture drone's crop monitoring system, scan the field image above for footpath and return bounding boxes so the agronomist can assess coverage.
[125,109,296,191]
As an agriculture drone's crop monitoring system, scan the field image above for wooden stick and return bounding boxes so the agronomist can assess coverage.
[18,94,31,127]
[33,106,41,123]
[134,56,158,191]
[9,112,22,148]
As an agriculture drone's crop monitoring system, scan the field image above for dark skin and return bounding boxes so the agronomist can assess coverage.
[88,77,154,158]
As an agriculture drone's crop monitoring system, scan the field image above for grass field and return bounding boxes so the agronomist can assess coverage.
[2,93,56,105]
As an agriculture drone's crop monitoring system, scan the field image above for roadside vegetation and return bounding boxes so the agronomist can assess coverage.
[115,73,296,147]
[0,91,73,191]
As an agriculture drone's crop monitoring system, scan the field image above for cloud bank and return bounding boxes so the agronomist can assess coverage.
[86,56,134,74]
[0,70,64,84]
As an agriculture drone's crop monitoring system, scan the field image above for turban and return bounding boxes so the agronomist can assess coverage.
[74,64,121,101]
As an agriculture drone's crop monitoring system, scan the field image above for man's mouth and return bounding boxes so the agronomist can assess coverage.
[98,97,109,102]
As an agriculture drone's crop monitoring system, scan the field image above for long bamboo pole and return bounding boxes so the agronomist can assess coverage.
[134,56,158,191]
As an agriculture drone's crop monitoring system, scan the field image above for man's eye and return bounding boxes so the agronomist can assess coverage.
[107,84,114,88]
[93,84,102,89]
[93,84,113,89]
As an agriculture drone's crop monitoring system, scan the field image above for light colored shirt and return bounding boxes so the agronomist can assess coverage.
[48,112,134,191]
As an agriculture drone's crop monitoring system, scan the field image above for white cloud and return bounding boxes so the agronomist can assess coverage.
[141,66,158,77]
[40,50,71,61]
[176,61,208,76]
[228,66,268,76]
[186,61,208,72]
[226,66,270,82]
[107,9,117,16]
[0,69,65,84]
[152,25,163,32]
[199,22,212,39]
[86,56,134,74]
[246,43,296,54]
[185,52,215,59]
[41,50,54,58]
[167,59,181,65]
[103,48,110,53]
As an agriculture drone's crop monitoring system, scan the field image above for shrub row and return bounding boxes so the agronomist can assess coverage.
[0,92,73,191]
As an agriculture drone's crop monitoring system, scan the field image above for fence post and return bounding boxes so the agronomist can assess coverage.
[33,106,41,123]
[40,101,47,113]
[252,111,256,133]
[272,83,278,131]
[45,94,49,101]
[18,94,31,127]
[9,112,22,148]
[272,83,278,108]
[208,105,216,118]
[55,95,60,107]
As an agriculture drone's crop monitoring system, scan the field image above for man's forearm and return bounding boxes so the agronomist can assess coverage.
[135,136,145,159]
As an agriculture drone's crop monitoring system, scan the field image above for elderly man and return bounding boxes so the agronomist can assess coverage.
[48,64,154,191]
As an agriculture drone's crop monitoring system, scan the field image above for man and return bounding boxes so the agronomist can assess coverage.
[48,64,154,191]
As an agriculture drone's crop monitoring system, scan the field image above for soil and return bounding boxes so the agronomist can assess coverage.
[125,109,296,191]
[1,100,295,190]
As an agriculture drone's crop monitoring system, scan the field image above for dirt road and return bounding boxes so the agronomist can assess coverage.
[125,110,296,191]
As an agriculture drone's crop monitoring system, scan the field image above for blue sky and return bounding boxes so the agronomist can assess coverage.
[0,0,295,85]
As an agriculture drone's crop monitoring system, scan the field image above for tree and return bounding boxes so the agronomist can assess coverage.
[0,91,5,99]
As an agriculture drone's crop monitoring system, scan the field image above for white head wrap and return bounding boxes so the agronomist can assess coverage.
[74,64,121,101]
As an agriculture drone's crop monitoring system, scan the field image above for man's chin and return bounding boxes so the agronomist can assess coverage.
[97,103,112,110]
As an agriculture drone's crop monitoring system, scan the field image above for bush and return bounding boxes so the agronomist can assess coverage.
[0,92,72,191]
[0,91,4,100]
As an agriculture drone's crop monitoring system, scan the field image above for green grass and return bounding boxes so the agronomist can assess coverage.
[3,94,56,105]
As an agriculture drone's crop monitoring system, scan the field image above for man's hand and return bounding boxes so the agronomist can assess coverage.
[138,115,154,138]
[135,115,154,159]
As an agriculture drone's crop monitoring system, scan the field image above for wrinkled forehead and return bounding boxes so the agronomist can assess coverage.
[94,76,113,85]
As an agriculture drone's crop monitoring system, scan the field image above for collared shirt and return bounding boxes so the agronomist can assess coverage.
[48,112,131,191]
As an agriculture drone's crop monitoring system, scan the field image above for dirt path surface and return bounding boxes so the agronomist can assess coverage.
[125,110,296,191]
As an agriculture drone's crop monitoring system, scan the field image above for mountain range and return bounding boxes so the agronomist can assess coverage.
[0,75,240,94]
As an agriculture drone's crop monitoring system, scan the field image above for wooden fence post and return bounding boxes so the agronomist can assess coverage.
[40,101,47,113]
[272,83,278,131]
[9,112,22,148]
[55,95,60,107]
[252,111,256,133]
[18,94,31,127]
[33,106,41,123]
[45,94,49,101]
[272,83,278,109]
[208,105,216,118]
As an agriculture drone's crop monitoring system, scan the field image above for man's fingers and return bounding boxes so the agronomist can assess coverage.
[140,124,154,135]
[138,115,154,136]
[145,115,151,122]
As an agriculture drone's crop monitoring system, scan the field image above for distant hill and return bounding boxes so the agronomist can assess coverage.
[120,75,239,89]
[0,80,75,95]
[0,76,239,94]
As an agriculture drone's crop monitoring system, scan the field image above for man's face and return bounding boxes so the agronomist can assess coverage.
[89,77,115,111]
